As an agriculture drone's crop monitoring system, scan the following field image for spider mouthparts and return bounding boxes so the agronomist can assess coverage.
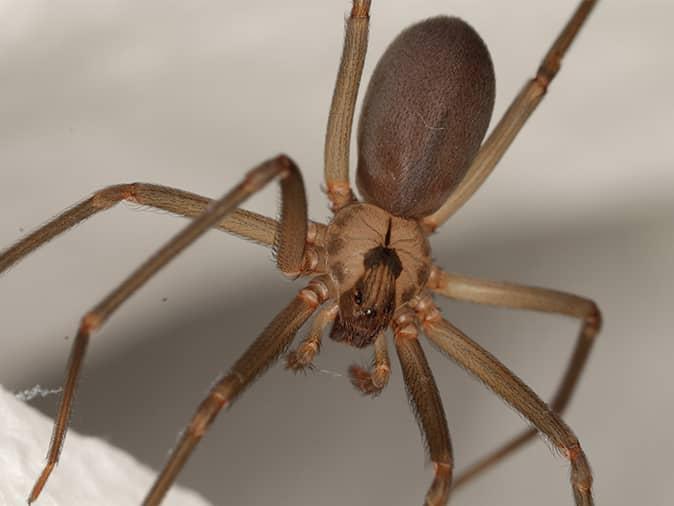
[329,315,380,348]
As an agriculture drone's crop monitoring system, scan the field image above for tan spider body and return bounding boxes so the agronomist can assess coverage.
[0,1,602,505]
[324,204,430,347]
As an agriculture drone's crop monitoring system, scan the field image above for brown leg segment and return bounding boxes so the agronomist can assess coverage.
[285,301,338,372]
[0,184,285,275]
[349,330,391,396]
[393,311,453,506]
[324,0,371,211]
[422,0,598,231]
[143,277,331,505]
[26,155,311,504]
[420,306,593,506]
[429,269,601,488]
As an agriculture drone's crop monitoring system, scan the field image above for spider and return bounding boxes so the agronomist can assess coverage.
[0,1,603,505]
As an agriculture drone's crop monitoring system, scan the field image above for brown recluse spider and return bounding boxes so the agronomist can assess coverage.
[1,1,603,505]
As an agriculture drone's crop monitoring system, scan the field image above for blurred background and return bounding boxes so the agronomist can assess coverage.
[1,0,672,505]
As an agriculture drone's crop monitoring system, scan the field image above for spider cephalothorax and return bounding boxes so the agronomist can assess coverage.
[326,206,430,347]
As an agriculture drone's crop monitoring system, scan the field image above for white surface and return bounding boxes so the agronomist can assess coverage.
[0,384,211,506]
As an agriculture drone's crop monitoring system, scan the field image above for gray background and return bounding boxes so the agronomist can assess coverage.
[1,0,673,505]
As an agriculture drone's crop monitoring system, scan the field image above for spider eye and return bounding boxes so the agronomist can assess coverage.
[354,290,363,305]
[364,307,376,318]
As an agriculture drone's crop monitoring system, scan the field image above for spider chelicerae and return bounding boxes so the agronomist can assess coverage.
[1,1,602,505]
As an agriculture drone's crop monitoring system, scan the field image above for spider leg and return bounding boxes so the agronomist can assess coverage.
[422,0,598,231]
[393,309,453,506]
[286,301,338,372]
[144,277,332,506]
[419,302,594,506]
[324,0,370,211]
[349,330,391,396]
[0,182,318,274]
[26,154,312,504]
[428,268,601,488]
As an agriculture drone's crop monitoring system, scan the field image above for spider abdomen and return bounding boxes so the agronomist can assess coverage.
[356,16,495,219]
